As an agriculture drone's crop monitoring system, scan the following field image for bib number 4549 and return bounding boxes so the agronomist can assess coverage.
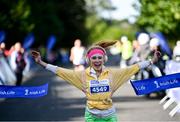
[90,86,109,93]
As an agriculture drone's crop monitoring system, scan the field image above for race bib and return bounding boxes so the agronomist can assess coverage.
[89,79,110,93]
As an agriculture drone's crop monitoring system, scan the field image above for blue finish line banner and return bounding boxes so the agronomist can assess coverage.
[0,83,48,98]
[130,73,180,95]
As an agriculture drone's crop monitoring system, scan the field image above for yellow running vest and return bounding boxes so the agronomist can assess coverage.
[56,64,140,110]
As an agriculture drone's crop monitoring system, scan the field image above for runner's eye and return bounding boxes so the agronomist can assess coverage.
[97,56,103,59]
[91,56,103,60]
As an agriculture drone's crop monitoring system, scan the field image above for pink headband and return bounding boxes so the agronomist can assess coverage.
[87,49,105,58]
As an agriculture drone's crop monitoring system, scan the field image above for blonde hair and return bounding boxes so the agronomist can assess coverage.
[86,40,117,56]
[85,40,118,64]
[94,40,117,48]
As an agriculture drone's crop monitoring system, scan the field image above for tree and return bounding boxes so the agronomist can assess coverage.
[0,0,88,48]
[134,0,180,40]
[0,0,32,47]
[85,0,137,44]
[28,0,88,47]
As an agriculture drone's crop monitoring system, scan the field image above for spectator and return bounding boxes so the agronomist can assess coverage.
[164,42,180,114]
[70,39,85,71]
[10,42,26,86]
[120,36,133,68]
[134,33,151,63]
[173,40,180,61]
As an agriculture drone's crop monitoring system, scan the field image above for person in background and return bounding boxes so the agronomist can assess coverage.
[108,40,122,66]
[0,42,14,57]
[165,40,180,75]
[0,42,9,57]
[120,36,133,68]
[129,40,141,65]
[145,38,167,98]
[0,44,7,85]
[31,40,161,122]
[173,40,180,61]
[137,33,151,61]
[10,42,26,86]
[149,38,166,73]
[164,41,180,113]
[70,39,85,71]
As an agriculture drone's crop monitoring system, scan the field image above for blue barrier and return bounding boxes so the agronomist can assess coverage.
[0,83,48,98]
[131,73,180,95]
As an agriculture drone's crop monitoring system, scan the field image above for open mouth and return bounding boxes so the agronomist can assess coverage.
[94,63,102,68]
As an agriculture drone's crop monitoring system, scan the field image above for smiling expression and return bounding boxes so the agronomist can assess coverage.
[89,54,105,72]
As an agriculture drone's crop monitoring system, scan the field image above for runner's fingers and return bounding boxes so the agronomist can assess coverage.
[31,50,40,57]
[155,51,161,57]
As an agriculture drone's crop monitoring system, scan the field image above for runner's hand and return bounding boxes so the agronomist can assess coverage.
[31,50,42,63]
[151,50,161,64]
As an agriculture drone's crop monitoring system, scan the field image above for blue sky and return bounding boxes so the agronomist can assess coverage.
[100,0,140,23]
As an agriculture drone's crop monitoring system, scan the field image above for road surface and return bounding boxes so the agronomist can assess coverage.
[0,66,179,121]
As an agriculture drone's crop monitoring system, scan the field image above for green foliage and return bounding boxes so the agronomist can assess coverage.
[0,0,88,47]
[26,0,88,47]
[85,0,115,14]
[86,15,137,44]
[0,0,139,48]
[0,0,31,32]
[85,0,137,44]
[135,0,180,40]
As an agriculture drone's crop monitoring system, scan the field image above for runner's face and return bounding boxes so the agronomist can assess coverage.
[90,54,104,71]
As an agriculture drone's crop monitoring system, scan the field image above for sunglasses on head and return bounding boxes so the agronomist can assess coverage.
[91,56,103,60]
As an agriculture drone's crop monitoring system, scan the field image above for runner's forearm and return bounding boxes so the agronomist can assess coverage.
[45,64,58,73]
[137,60,152,69]
[38,60,48,68]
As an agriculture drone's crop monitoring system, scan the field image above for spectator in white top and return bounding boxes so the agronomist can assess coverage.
[70,39,85,71]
